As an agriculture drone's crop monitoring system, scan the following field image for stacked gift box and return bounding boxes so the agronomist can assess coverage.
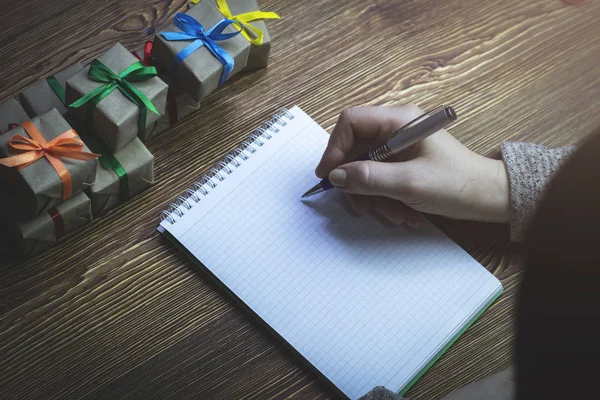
[0,0,279,258]
[0,107,98,257]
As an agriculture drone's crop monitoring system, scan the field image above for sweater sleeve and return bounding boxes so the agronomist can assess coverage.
[501,142,575,242]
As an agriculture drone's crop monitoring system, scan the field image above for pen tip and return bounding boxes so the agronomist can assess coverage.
[302,183,324,199]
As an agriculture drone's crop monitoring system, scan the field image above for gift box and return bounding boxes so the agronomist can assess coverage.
[0,171,29,223]
[0,97,28,221]
[0,98,30,134]
[213,0,279,71]
[20,62,84,117]
[132,44,202,142]
[66,43,168,152]
[5,192,92,258]
[86,137,154,217]
[142,74,201,141]
[142,89,201,141]
[0,108,98,219]
[152,1,251,102]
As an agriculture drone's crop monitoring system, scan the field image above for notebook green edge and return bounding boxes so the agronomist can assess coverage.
[399,289,504,396]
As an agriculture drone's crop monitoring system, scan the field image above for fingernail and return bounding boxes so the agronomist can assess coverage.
[329,169,347,187]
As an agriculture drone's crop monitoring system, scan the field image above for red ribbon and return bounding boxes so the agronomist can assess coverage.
[143,41,153,66]
[0,123,20,135]
[167,90,178,125]
[48,207,65,239]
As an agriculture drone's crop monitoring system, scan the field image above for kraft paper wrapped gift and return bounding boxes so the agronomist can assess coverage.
[20,62,84,117]
[6,192,92,258]
[152,1,251,102]
[142,90,202,141]
[0,108,98,219]
[212,0,280,71]
[86,137,154,217]
[132,44,202,142]
[142,75,201,142]
[66,43,168,152]
[0,171,29,223]
[0,98,30,134]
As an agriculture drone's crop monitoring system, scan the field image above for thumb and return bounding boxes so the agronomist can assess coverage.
[328,161,412,198]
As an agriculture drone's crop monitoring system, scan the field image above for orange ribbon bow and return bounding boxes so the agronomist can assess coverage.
[0,121,99,200]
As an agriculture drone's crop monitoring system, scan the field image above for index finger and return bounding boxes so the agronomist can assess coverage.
[315,105,424,178]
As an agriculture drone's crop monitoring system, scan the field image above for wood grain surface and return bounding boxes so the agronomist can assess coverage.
[1,0,599,398]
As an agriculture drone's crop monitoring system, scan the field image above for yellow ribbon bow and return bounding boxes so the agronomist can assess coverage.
[191,0,280,46]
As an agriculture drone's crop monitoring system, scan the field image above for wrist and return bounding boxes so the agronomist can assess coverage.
[472,157,511,224]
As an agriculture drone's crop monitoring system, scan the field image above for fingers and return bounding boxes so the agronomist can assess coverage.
[344,194,424,228]
[371,197,424,228]
[315,105,424,178]
[328,160,415,199]
[345,194,371,216]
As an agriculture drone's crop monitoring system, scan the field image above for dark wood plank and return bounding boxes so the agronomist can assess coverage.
[1,0,600,398]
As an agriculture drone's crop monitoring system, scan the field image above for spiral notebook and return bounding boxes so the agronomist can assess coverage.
[158,106,503,399]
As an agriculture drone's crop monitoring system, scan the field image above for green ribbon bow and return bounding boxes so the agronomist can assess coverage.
[69,59,159,134]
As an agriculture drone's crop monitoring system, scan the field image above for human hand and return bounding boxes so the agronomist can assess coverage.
[315,105,510,227]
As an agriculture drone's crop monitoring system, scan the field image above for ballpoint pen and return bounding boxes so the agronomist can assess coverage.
[302,105,458,198]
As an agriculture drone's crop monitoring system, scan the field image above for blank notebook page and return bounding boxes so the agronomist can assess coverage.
[160,106,503,399]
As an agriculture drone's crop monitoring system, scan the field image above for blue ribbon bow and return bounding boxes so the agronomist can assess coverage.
[161,13,242,86]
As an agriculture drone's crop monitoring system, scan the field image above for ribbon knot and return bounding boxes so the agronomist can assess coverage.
[69,59,160,135]
[214,0,280,46]
[0,121,99,200]
[161,13,242,87]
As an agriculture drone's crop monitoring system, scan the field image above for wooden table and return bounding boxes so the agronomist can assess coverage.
[1,0,599,398]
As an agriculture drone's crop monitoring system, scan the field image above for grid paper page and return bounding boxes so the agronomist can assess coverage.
[161,106,502,399]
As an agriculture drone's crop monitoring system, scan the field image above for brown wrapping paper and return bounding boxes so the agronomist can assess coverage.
[131,47,202,141]
[20,62,84,117]
[226,0,272,71]
[0,108,97,219]
[6,192,92,258]
[87,137,154,217]
[151,0,250,102]
[0,175,28,223]
[66,43,169,152]
[0,98,30,134]
[141,74,201,141]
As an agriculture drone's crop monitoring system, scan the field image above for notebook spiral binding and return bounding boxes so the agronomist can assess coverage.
[160,108,295,224]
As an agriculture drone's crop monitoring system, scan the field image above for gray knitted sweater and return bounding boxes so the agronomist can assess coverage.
[358,142,575,400]
[500,142,575,241]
